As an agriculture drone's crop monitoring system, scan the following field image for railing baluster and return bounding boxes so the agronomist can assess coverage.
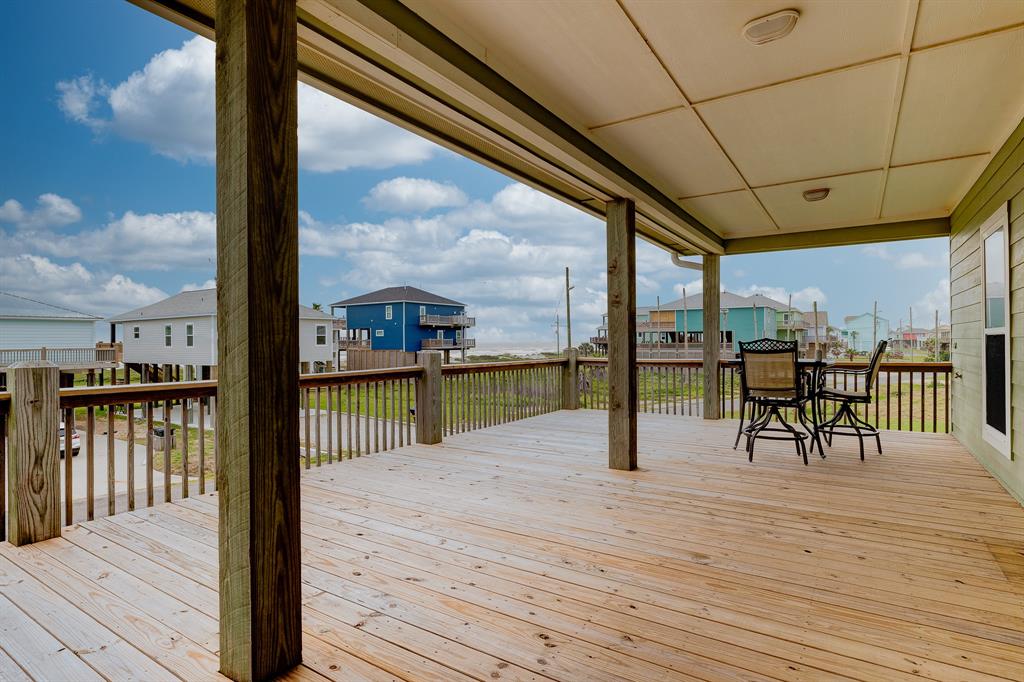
[163,399,172,503]
[315,386,323,465]
[86,405,95,521]
[127,402,137,511]
[920,370,925,433]
[327,386,334,464]
[181,399,189,498]
[107,403,115,516]
[147,403,154,503]
[304,387,311,469]
[198,398,205,495]
[363,382,370,456]
[64,407,73,525]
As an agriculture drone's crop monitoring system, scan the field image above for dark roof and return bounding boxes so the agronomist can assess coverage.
[109,288,332,322]
[330,286,464,307]
[0,291,101,320]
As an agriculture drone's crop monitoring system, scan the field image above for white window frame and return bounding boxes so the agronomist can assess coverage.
[186,323,194,347]
[419,305,426,317]
[315,324,327,346]
[375,329,384,337]
[164,325,172,347]
[980,203,1011,458]
[132,326,140,339]
[437,329,444,340]
[385,305,393,320]
[455,329,462,342]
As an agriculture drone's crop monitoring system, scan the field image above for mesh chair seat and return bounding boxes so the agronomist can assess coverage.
[819,387,869,401]
[748,388,800,399]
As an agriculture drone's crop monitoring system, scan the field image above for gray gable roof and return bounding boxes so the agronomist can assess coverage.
[109,289,332,322]
[0,291,101,320]
[330,286,464,307]
[638,291,787,313]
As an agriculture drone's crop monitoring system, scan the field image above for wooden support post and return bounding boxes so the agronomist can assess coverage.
[561,348,578,410]
[606,199,637,470]
[415,351,443,444]
[703,254,721,419]
[7,361,60,546]
[215,0,301,678]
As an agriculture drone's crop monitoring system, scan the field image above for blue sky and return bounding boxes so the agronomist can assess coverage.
[0,2,951,348]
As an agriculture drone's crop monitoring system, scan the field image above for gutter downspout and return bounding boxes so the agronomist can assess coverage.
[671,253,703,271]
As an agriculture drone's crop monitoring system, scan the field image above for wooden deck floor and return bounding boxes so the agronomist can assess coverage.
[1,410,1022,681]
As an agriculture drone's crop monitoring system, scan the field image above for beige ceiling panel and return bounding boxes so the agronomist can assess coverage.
[882,156,990,219]
[913,0,1024,49]
[404,0,685,127]
[755,170,885,230]
[592,109,744,197]
[892,28,1024,165]
[624,0,906,102]
[697,60,899,187]
[680,190,776,238]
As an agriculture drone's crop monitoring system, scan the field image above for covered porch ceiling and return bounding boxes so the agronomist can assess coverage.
[134,0,1024,255]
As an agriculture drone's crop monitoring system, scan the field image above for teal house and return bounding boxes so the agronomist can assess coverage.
[842,313,889,353]
[626,292,785,353]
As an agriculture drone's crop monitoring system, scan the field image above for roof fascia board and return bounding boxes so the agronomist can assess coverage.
[723,217,950,255]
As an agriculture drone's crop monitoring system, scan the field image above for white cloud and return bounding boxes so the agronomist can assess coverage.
[181,279,217,292]
[913,278,950,322]
[0,255,166,316]
[363,177,467,212]
[56,36,439,171]
[736,285,826,310]
[672,278,703,299]
[0,193,82,230]
[301,182,608,343]
[3,207,216,271]
[862,244,942,269]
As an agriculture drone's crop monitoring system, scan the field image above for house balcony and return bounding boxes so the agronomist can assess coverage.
[419,313,476,327]
[636,320,676,331]
[422,336,476,349]
[0,346,119,370]
[336,337,370,349]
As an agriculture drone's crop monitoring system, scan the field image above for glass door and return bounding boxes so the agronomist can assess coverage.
[981,204,1011,457]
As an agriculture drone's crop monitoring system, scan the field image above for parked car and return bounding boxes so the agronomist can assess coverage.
[59,421,80,457]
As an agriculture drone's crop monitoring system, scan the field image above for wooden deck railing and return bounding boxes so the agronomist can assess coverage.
[578,358,952,433]
[0,353,952,543]
[440,358,567,435]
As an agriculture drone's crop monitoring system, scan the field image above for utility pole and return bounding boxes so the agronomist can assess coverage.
[682,288,689,358]
[656,295,662,357]
[564,266,574,354]
[554,313,560,356]
[934,309,939,361]
[872,300,878,351]
[812,301,820,354]
[908,306,914,360]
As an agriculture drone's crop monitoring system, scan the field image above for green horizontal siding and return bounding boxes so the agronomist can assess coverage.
[950,115,1024,503]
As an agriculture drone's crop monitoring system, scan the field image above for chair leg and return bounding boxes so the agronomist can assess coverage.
[734,399,748,450]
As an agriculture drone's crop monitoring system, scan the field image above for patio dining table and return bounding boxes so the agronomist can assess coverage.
[725,356,834,456]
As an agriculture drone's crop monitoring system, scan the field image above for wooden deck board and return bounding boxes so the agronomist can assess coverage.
[1,410,1022,681]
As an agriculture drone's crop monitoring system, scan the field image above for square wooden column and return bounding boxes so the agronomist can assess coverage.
[215,0,301,679]
[702,254,721,419]
[606,199,637,470]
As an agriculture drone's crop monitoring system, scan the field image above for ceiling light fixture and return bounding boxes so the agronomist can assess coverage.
[802,187,830,202]
[742,9,800,45]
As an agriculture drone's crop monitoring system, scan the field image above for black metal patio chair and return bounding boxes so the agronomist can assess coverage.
[736,338,816,465]
[817,340,887,460]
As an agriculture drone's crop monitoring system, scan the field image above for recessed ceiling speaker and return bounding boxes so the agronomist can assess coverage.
[742,9,800,45]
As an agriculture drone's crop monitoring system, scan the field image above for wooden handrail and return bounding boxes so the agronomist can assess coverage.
[441,358,567,375]
[578,356,952,372]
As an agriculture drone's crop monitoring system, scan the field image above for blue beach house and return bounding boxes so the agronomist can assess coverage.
[330,286,475,359]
